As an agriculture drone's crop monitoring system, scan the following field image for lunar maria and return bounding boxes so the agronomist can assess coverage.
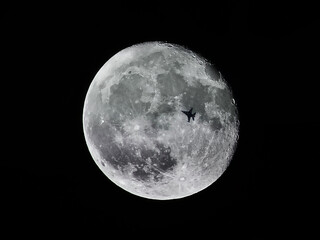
[83,42,239,200]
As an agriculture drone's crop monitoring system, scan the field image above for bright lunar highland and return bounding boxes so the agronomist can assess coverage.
[83,42,239,200]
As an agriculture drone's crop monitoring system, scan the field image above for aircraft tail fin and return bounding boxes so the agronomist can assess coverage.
[192,112,196,121]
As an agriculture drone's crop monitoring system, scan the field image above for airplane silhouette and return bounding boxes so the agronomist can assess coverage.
[182,108,196,122]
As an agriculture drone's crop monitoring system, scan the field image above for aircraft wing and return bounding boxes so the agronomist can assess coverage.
[181,111,189,115]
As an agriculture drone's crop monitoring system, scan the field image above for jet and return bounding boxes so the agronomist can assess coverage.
[182,108,196,122]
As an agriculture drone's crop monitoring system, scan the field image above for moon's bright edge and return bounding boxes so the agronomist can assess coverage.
[83,42,239,200]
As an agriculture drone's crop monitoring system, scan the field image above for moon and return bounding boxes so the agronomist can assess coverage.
[83,42,239,200]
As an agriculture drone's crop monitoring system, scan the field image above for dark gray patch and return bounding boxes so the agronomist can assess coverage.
[173,61,183,70]
[152,143,176,172]
[215,88,232,112]
[156,102,175,114]
[181,82,213,123]
[109,76,143,114]
[132,168,150,182]
[132,51,166,70]
[142,51,164,64]
[104,76,153,133]
[156,70,188,97]
[210,117,223,131]
[101,144,146,173]
[147,111,160,131]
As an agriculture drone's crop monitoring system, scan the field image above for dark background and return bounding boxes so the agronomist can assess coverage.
[2,1,318,238]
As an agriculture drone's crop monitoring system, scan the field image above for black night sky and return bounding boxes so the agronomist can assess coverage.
[2,1,318,238]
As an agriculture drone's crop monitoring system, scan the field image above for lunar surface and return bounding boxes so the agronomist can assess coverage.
[83,42,239,200]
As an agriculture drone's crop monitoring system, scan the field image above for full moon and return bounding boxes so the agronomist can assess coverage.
[83,42,239,200]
